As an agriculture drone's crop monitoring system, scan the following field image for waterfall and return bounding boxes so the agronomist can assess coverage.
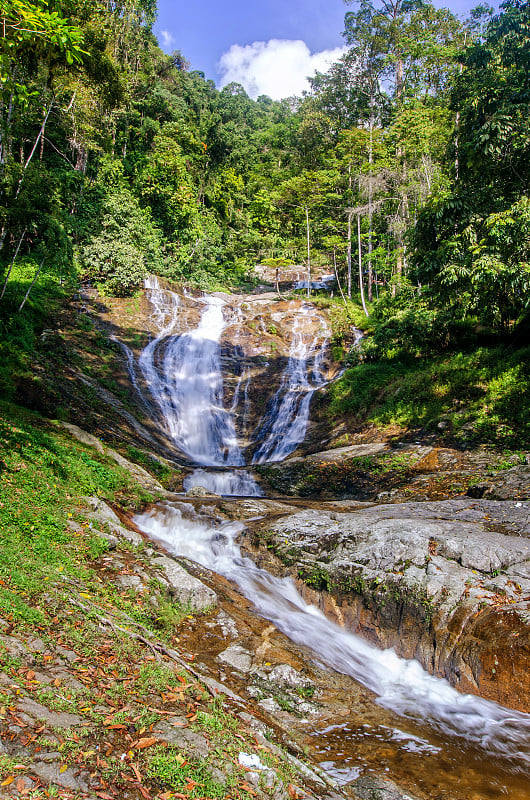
[130,280,331,490]
[252,306,329,463]
[135,502,530,773]
[182,468,264,497]
[139,281,244,467]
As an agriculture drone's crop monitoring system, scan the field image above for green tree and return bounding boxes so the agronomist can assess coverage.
[413,0,530,333]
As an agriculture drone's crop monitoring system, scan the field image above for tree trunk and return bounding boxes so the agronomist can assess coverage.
[368,100,374,302]
[305,206,311,297]
[15,98,54,200]
[0,227,27,299]
[0,99,54,255]
[358,215,369,317]
[18,257,45,312]
[347,212,352,298]
[333,249,348,307]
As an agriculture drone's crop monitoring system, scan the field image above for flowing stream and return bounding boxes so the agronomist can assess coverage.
[135,503,530,791]
[127,278,530,795]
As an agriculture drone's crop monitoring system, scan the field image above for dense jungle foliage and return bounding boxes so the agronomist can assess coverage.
[0,0,529,425]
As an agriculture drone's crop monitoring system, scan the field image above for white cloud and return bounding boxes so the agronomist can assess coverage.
[160,30,176,51]
[218,39,346,101]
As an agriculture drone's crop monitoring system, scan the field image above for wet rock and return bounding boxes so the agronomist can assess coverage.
[207,610,239,639]
[268,664,311,689]
[263,498,530,710]
[352,775,419,800]
[217,643,253,673]
[187,485,218,497]
[152,554,217,611]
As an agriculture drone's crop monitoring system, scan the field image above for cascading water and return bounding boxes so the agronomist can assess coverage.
[182,468,264,497]
[139,280,243,467]
[127,278,530,795]
[252,306,330,463]
[134,280,331,494]
[135,503,530,778]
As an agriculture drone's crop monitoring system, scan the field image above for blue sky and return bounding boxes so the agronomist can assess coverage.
[154,0,496,99]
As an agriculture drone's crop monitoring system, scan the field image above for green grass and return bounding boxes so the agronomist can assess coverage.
[146,748,229,798]
[0,262,71,399]
[329,345,530,448]
[125,445,178,487]
[0,401,152,625]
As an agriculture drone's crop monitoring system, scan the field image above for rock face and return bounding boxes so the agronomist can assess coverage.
[152,554,218,611]
[256,443,530,501]
[260,498,530,711]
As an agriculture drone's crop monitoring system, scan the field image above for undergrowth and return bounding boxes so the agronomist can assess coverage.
[0,401,152,625]
[329,346,530,448]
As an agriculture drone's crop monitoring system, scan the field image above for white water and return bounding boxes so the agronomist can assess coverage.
[252,306,329,463]
[135,280,331,483]
[183,468,264,497]
[139,280,244,467]
[135,503,530,771]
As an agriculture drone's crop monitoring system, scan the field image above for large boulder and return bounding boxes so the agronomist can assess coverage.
[259,497,530,711]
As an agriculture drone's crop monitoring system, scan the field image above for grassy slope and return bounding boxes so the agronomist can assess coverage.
[329,346,530,449]
[0,402,305,799]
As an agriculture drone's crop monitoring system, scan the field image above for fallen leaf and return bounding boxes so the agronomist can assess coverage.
[60,764,68,773]
[134,737,158,749]
[239,781,257,796]
[0,777,14,787]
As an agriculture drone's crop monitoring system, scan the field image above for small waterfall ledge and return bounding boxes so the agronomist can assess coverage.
[119,277,336,493]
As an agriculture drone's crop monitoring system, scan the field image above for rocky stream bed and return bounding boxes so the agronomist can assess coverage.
[6,278,530,799]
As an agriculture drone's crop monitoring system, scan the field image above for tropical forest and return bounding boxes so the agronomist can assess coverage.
[0,1,529,799]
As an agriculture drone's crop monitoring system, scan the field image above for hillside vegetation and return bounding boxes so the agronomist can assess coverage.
[1,0,529,444]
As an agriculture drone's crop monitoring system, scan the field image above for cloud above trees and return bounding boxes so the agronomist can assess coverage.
[218,39,345,100]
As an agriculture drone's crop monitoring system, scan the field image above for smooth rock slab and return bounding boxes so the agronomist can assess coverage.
[152,554,217,611]
[17,697,85,728]
[263,497,530,710]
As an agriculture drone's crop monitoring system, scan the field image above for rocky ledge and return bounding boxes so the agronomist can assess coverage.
[256,497,530,711]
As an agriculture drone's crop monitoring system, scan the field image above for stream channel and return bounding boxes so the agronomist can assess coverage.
[124,279,530,799]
